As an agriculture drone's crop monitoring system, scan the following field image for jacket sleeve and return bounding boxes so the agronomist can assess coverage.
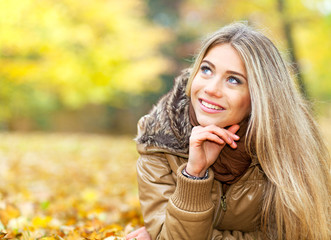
[137,152,216,240]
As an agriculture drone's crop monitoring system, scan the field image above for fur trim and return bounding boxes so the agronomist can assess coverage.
[135,69,192,154]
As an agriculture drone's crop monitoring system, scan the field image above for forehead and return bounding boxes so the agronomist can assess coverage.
[203,44,246,76]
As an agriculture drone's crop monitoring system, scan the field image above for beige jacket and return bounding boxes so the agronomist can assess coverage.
[135,70,267,240]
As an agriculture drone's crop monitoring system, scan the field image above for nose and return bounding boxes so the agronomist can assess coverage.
[204,78,223,98]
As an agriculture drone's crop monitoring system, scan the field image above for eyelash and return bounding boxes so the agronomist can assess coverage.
[228,76,242,84]
[200,65,212,75]
[200,65,242,85]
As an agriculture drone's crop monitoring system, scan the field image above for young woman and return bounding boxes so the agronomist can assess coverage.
[126,22,330,240]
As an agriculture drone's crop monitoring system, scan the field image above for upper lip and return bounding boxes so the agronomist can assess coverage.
[199,98,225,109]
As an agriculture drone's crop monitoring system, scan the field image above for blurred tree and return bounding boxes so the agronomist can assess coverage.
[1,0,330,132]
[277,0,307,98]
[149,0,331,101]
[144,0,187,91]
[0,0,170,128]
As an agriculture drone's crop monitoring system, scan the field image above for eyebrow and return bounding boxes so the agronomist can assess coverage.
[201,60,247,80]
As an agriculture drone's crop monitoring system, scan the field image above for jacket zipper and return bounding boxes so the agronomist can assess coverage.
[213,183,222,225]
[220,194,227,211]
[215,183,228,227]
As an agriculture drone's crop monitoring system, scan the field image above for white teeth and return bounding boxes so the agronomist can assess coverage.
[201,100,223,110]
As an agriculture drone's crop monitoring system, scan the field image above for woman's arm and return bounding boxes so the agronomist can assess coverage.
[136,155,265,240]
[136,151,216,240]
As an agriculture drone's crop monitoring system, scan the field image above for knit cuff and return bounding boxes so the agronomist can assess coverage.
[170,164,214,212]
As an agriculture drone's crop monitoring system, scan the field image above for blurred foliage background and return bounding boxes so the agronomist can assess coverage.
[0,0,330,238]
[1,0,330,134]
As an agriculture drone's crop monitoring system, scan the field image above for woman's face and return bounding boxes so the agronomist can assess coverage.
[190,44,251,128]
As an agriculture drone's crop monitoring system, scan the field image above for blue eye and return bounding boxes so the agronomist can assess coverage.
[200,65,212,75]
[228,76,241,84]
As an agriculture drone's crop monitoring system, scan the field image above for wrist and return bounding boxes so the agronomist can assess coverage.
[182,166,209,180]
[185,164,208,178]
[172,164,214,212]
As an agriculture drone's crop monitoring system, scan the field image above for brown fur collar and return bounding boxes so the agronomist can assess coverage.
[135,69,192,154]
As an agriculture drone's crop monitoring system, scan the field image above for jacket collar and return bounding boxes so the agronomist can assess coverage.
[135,69,192,155]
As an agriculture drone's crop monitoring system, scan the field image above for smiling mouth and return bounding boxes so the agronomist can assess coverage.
[200,99,224,110]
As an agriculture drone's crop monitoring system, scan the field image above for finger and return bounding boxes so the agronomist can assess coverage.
[191,125,239,147]
[227,124,240,135]
[139,230,152,240]
[190,131,225,146]
[208,127,237,145]
[126,232,137,240]
[210,128,238,148]
[229,140,237,149]
[198,125,240,140]
[126,227,142,239]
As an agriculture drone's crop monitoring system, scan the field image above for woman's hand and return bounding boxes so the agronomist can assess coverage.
[126,227,151,240]
[186,124,240,177]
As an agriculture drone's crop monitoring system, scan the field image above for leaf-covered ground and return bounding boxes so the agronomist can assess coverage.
[0,133,142,239]
[0,119,330,239]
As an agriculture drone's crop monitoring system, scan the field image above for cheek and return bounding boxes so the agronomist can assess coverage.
[190,78,201,97]
[240,95,251,115]
[233,92,251,115]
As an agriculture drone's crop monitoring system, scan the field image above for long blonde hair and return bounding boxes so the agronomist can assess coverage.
[186,22,331,239]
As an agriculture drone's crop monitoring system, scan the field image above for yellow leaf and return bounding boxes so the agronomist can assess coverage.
[31,216,52,228]
[0,204,20,225]
[81,189,99,203]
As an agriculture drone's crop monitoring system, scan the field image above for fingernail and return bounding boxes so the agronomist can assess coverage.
[234,135,240,140]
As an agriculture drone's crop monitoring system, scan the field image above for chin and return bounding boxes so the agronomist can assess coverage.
[197,118,228,128]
